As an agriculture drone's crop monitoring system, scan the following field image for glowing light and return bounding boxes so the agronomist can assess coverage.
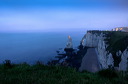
[120,28,123,30]
[116,28,118,31]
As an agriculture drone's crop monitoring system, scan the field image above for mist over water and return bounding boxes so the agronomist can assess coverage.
[0,31,85,64]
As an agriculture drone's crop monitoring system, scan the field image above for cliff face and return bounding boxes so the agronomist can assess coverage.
[82,31,128,70]
[82,32,114,69]
[119,48,128,71]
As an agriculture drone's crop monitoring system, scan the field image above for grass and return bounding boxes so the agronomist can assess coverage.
[105,31,128,66]
[106,31,128,53]
[98,69,118,79]
[0,64,128,84]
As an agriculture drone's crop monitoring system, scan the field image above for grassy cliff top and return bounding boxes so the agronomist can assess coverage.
[106,31,128,53]
[0,64,128,84]
[87,30,128,53]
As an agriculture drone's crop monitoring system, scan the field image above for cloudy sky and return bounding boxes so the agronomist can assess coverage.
[0,0,128,32]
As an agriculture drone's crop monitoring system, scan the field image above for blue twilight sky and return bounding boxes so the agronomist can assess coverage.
[0,0,128,32]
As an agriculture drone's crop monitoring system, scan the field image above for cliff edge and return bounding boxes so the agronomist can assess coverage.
[81,30,128,71]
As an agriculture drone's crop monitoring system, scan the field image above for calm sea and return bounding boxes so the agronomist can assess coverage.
[0,31,85,64]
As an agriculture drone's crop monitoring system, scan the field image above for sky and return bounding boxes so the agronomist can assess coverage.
[0,0,128,32]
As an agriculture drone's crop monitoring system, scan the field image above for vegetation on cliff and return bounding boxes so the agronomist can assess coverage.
[0,63,128,84]
[105,31,128,66]
[106,31,128,53]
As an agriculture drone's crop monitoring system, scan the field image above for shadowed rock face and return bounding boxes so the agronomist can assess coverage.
[79,48,100,72]
[119,48,128,71]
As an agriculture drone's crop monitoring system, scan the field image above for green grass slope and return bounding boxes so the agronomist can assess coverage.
[0,64,128,84]
[105,31,128,66]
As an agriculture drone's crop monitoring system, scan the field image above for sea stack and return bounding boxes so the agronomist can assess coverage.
[66,36,73,48]
[64,36,74,55]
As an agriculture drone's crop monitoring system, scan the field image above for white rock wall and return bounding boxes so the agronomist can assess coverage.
[119,48,128,71]
[97,39,114,69]
[83,32,114,69]
[82,31,128,71]
[84,32,99,47]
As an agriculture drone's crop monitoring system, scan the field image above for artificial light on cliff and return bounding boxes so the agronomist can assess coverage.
[120,28,123,30]
[116,28,119,31]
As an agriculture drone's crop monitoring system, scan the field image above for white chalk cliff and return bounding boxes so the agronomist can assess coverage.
[82,31,128,70]
[119,48,128,71]
[81,32,113,70]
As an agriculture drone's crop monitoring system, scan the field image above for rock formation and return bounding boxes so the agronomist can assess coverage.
[119,48,128,71]
[66,36,73,48]
[82,31,114,69]
[82,31,128,70]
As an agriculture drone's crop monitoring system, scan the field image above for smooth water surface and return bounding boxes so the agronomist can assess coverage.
[0,31,85,64]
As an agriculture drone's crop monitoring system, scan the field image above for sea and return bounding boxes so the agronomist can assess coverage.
[0,31,85,64]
